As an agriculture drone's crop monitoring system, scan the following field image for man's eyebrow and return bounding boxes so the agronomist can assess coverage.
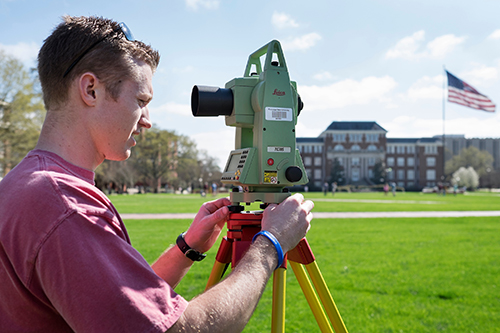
[140,93,153,103]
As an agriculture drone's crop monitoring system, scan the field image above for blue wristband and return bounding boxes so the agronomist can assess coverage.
[252,230,284,270]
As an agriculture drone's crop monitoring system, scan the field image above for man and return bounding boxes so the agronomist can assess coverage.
[0,16,314,332]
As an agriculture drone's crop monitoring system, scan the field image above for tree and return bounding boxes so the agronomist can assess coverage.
[95,127,224,194]
[329,158,345,185]
[196,150,223,190]
[95,160,138,193]
[451,167,479,190]
[0,51,45,176]
[130,127,179,192]
[371,160,387,184]
[445,146,493,178]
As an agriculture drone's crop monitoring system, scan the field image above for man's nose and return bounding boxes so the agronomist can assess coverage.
[140,107,152,129]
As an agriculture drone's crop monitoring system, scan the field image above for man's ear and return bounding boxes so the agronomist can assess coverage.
[78,72,100,107]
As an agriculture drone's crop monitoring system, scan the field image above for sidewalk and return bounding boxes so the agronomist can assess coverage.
[121,211,500,220]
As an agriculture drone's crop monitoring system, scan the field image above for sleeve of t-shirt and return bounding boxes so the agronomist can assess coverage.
[34,211,188,333]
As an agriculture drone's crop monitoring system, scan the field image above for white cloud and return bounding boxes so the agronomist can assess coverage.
[185,0,219,10]
[192,128,235,169]
[487,29,500,40]
[0,42,39,66]
[427,34,465,58]
[312,71,334,81]
[406,75,443,101]
[386,30,465,60]
[281,33,322,51]
[461,64,498,86]
[150,102,191,117]
[298,76,397,111]
[272,12,300,29]
[386,30,425,60]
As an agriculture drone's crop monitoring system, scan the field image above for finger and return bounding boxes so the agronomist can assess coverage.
[302,199,315,212]
[291,193,305,202]
[202,205,229,226]
[202,197,231,214]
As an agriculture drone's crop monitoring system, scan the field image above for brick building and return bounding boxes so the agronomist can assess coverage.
[297,121,444,190]
[441,134,500,170]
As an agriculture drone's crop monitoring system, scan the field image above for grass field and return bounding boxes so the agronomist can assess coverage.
[116,192,500,332]
[110,191,500,214]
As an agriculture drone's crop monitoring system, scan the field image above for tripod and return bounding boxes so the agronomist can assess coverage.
[205,209,349,333]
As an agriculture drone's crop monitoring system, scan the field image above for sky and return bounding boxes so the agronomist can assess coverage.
[2,0,500,168]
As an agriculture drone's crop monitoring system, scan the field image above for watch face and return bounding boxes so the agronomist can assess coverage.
[185,249,206,261]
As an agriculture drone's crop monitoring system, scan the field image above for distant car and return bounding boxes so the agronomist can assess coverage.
[422,186,438,193]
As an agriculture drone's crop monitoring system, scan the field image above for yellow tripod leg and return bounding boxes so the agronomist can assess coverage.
[205,260,227,290]
[289,261,333,333]
[305,262,348,333]
[271,267,286,333]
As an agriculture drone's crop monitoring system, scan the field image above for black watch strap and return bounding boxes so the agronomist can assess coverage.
[176,232,206,262]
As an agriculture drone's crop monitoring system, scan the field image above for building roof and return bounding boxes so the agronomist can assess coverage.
[324,121,387,132]
[296,137,324,143]
[387,137,442,144]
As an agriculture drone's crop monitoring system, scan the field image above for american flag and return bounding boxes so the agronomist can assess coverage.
[446,71,495,112]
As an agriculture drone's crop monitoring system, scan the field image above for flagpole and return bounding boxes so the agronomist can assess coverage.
[442,65,446,182]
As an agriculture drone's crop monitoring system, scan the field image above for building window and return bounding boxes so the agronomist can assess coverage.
[407,157,414,167]
[368,169,374,178]
[304,157,312,166]
[397,169,405,180]
[387,157,394,167]
[306,168,312,179]
[314,157,322,166]
[333,134,346,142]
[426,157,436,167]
[352,169,360,181]
[407,170,415,180]
[397,157,405,167]
[349,133,362,142]
[397,145,405,154]
[314,169,322,180]
[425,145,437,154]
[352,157,360,166]
[407,146,415,154]
[334,144,344,151]
[427,169,436,180]
[351,145,361,151]
[368,157,375,166]
[314,145,323,153]
[387,145,395,154]
[367,144,377,151]
[366,134,379,143]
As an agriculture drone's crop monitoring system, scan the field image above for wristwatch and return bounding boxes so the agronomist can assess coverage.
[176,232,207,262]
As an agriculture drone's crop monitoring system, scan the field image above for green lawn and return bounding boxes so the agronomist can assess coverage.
[110,191,500,213]
[122,193,500,332]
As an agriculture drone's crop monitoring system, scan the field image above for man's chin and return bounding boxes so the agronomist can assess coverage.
[105,150,132,162]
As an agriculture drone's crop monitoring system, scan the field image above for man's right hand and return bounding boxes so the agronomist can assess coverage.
[260,193,314,254]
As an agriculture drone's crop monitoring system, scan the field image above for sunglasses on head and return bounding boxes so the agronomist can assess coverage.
[62,22,134,78]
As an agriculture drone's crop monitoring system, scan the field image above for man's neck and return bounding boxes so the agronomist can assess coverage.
[35,111,103,171]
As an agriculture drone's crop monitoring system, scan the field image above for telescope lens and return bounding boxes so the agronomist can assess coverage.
[191,85,234,117]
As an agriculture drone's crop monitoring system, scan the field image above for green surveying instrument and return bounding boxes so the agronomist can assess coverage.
[191,40,348,333]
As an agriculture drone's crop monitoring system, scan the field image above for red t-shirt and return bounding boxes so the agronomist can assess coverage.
[0,150,187,332]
